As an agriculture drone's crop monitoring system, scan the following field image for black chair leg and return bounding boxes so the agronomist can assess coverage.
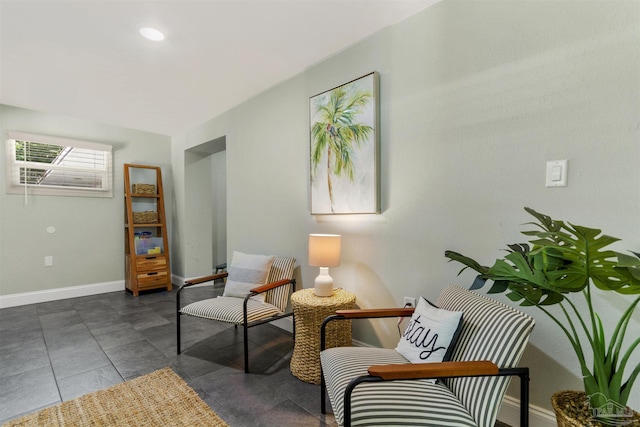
[176,286,182,355]
[177,312,181,354]
[243,323,249,373]
[520,370,530,427]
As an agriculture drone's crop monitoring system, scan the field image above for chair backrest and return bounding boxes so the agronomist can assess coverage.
[437,284,535,427]
[264,257,296,311]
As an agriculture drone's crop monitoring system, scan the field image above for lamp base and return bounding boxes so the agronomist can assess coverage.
[314,267,334,297]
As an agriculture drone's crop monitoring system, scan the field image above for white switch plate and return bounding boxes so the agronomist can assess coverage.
[45,256,53,267]
[546,160,568,187]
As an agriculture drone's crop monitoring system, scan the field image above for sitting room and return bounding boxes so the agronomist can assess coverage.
[1,1,638,426]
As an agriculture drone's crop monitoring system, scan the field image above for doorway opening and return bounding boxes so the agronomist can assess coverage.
[184,136,226,275]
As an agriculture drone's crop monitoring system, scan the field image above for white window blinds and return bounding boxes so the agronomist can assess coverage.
[6,131,113,198]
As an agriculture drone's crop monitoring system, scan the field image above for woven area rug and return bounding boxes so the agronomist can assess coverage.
[3,367,228,427]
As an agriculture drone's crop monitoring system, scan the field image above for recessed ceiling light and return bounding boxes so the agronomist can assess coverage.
[139,27,165,41]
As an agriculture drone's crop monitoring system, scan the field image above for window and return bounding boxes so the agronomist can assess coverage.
[6,131,113,198]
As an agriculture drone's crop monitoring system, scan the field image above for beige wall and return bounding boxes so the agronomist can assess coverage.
[173,0,640,412]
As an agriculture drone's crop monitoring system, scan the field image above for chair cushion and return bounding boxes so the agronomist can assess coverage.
[395,296,463,365]
[223,251,275,300]
[180,296,281,324]
[321,347,476,427]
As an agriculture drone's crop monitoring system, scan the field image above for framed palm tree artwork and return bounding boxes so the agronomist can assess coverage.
[310,72,380,214]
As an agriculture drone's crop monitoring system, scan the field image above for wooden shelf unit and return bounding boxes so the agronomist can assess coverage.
[124,164,171,296]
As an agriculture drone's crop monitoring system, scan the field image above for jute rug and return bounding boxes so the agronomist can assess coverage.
[3,367,228,427]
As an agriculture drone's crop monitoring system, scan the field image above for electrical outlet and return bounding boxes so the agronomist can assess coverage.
[403,297,416,308]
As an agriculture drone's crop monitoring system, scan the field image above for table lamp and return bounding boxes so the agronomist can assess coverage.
[308,234,341,297]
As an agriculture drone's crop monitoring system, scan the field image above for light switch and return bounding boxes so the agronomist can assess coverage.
[546,160,568,187]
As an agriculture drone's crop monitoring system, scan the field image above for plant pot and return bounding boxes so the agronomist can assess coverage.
[552,390,640,427]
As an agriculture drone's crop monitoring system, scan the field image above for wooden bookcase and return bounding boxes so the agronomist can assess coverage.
[124,164,171,296]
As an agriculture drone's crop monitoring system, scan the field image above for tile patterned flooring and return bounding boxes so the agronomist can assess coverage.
[0,285,336,426]
[0,285,513,426]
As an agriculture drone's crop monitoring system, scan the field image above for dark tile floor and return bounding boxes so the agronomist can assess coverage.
[0,284,336,426]
[0,285,513,427]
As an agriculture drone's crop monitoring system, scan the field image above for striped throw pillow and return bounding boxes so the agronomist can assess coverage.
[222,251,275,300]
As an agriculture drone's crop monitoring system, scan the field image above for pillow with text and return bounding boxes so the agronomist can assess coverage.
[395,296,463,364]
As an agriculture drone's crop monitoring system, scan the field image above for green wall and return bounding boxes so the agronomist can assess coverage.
[173,0,640,413]
[1,0,638,416]
[0,105,172,296]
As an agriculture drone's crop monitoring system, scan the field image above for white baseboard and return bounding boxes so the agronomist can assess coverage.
[1,276,188,309]
[271,316,294,333]
[0,280,126,308]
[498,394,557,427]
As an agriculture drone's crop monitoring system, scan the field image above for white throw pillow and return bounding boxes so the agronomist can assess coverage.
[222,251,275,301]
[395,296,463,364]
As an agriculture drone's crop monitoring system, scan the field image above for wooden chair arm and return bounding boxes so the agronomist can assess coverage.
[343,363,529,427]
[184,272,228,287]
[368,360,499,380]
[335,308,415,319]
[250,278,295,294]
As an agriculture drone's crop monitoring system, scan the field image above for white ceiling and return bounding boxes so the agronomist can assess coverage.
[0,0,440,136]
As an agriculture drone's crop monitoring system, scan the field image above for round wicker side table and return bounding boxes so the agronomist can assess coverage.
[290,288,356,384]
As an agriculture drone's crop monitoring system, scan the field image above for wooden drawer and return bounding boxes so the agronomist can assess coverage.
[136,256,167,272]
[137,270,169,288]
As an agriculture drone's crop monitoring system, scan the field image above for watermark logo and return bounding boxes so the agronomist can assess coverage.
[586,393,636,426]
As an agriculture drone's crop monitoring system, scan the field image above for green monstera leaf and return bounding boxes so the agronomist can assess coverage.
[445,207,640,409]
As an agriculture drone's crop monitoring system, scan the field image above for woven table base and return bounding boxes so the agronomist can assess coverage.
[3,367,228,427]
[290,288,356,384]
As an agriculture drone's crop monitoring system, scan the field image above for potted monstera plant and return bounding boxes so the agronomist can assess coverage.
[445,208,640,426]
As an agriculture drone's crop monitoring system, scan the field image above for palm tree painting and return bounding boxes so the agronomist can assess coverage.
[310,72,379,214]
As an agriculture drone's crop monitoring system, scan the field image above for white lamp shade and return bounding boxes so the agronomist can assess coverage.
[309,234,341,267]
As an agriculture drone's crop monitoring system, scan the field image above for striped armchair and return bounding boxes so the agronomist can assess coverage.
[177,256,296,373]
[320,284,535,427]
